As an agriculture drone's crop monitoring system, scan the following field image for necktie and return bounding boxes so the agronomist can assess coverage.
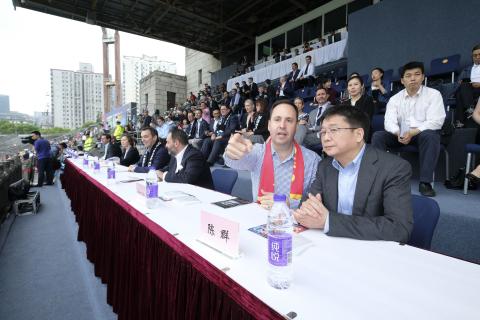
[316,107,323,126]
[305,64,309,75]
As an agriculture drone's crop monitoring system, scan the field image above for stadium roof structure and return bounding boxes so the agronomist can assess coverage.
[12,0,330,58]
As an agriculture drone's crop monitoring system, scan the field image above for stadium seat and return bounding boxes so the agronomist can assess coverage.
[427,54,461,84]
[212,169,238,194]
[408,194,440,250]
[463,144,480,195]
[371,114,385,133]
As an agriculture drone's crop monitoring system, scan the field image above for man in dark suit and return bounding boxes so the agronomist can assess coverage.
[247,77,258,100]
[188,109,210,149]
[294,106,413,242]
[156,128,213,189]
[100,133,122,160]
[287,62,301,90]
[128,127,170,173]
[201,104,239,166]
[455,44,480,128]
[276,76,294,100]
[299,88,332,147]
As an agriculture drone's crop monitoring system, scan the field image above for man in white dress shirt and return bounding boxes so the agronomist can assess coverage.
[372,61,446,197]
[298,55,316,88]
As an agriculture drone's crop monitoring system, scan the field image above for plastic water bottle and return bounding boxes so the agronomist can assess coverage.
[93,156,100,174]
[145,167,159,209]
[107,160,116,184]
[83,153,89,168]
[267,194,293,289]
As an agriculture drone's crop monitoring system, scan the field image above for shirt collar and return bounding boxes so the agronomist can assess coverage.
[271,143,295,164]
[403,85,423,98]
[332,144,366,171]
[175,145,188,163]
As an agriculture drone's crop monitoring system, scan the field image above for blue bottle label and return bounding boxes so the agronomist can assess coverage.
[268,233,292,266]
[83,159,88,166]
[107,168,115,179]
[146,183,158,198]
[94,162,100,170]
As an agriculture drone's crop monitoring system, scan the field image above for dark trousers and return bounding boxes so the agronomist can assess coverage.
[201,137,228,163]
[37,157,54,186]
[455,82,480,123]
[371,130,441,183]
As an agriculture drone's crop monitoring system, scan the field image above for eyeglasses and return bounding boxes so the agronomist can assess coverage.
[319,127,359,137]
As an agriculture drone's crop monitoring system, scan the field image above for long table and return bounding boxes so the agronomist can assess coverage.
[62,159,480,320]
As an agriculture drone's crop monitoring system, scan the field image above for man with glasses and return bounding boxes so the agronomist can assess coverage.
[294,106,413,242]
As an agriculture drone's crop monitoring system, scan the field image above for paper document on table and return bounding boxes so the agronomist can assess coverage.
[115,165,130,172]
[159,190,201,206]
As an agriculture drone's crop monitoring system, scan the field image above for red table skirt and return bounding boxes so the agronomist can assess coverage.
[61,161,283,320]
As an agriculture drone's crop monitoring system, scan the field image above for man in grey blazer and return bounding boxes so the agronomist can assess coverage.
[294,105,413,242]
[298,88,332,147]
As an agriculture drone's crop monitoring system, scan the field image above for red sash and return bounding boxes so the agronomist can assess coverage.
[258,139,305,201]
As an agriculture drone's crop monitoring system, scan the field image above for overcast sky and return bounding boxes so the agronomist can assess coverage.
[0,2,186,116]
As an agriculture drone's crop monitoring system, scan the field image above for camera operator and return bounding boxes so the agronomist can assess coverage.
[31,130,54,187]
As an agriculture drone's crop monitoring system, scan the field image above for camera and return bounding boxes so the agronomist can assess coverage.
[21,136,34,145]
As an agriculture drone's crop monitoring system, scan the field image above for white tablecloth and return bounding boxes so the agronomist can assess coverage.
[70,159,480,320]
[227,39,348,91]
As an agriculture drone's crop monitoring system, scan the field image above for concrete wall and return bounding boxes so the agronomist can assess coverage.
[139,70,187,115]
[185,49,221,96]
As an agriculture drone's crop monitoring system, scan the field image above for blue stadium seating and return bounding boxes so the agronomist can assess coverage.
[212,169,238,195]
[408,194,440,250]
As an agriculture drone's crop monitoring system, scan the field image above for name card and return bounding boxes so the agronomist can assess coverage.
[198,210,240,259]
[136,181,146,196]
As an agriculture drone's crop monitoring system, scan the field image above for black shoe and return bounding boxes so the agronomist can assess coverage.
[419,182,436,197]
[466,173,480,184]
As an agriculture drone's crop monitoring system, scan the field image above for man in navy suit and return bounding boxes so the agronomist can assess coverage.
[287,62,301,90]
[157,128,213,189]
[188,109,209,149]
[456,44,480,128]
[128,126,170,173]
[201,104,239,166]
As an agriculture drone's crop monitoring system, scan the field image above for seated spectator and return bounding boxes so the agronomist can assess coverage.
[322,78,338,104]
[243,97,269,144]
[317,38,326,48]
[206,108,222,138]
[100,133,122,160]
[120,134,140,166]
[247,77,259,100]
[224,100,321,209]
[366,67,390,113]
[128,126,170,173]
[257,85,269,101]
[199,101,211,124]
[219,91,230,107]
[188,109,209,150]
[302,41,313,53]
[241,80,249,97]
[293,97,309,144]
[155,116,172,140]
[456,44,480,128]
[301,88,332,147]
[276,75,294,100]
[201,104,239,166]
[465,99,480,184]
[229,88,242,114]
[298,55,315,88]
[184,111,195,135]
[156,128,214,190]
[239,99,255,130]
[294,106,413,242]
[341,76,375,125]
[371,61,445,197]
[265,79,276,106]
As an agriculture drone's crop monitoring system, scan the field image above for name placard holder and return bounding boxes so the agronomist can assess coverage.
[198,210,240,259]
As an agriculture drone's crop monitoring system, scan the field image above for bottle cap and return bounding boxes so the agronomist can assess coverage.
[273,194,287,202]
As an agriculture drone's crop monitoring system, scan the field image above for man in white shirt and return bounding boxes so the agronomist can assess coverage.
[156,127,213,189]
[456,44,480,128]
[372,61,446,197]
[298,55,315,88]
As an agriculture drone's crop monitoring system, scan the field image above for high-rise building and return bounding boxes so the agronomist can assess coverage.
[0,95,10,113]
[50,63,103,129]
[122,55,177,104]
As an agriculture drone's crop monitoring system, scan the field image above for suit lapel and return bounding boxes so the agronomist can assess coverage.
[352,147,379,216]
